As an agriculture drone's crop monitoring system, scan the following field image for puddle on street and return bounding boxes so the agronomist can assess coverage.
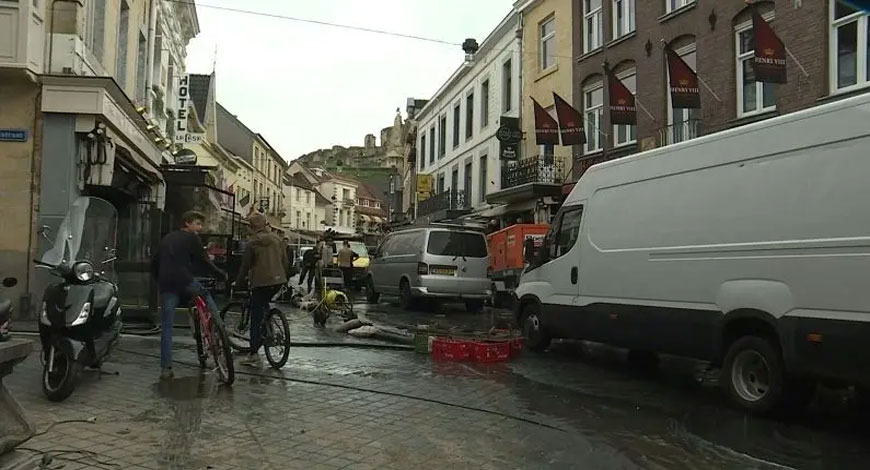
[155,372,219,401]
[502,342,870,470]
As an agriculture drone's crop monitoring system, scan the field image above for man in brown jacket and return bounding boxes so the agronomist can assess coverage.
[235,213,288,366]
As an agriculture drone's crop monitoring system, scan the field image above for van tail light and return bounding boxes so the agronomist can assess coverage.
[417,262,429,275]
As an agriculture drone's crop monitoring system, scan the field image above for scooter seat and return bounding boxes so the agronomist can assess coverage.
[0,299,11,317]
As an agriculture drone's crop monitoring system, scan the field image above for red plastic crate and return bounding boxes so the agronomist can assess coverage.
[472,341,511,363]
[431,338,471,361]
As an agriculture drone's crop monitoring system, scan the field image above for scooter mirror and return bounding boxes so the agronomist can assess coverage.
[2,277,18,288]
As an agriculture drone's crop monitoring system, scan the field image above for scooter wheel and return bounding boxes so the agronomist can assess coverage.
[42,341,82,402]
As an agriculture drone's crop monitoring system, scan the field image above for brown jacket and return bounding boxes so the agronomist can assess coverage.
[235,228,288,288]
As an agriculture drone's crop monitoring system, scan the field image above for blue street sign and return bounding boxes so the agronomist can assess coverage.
[0,129,28,142]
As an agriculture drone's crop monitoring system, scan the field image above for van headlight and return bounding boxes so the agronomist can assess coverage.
[71,302,91,326]
[73,261,95,282]
[39,302,50,326]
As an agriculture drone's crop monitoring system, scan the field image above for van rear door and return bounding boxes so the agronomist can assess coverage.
[424,230,489,280]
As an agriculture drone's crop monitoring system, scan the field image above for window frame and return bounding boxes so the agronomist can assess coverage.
[583,81,604,155]
[612,68,637,148]
[429,126,436,163]
[612,0,635,40]
[452,102,461,149]
[735,13,777,118]
[420,133,427,169]
[465,91,474,140]
[438,115,447,158]
[830,1,870,94]
[481,79,490,129]
[478,154,487,203]
[540,16,557,70]
[583,0,604,53]
[665,0,694,14]
[502,58,513,113]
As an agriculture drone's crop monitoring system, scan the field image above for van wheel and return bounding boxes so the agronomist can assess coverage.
[521,303,550,352]
[722,335,785,414]
[399,279,415,311]
[465,300,484,313]
[365,277,380,304]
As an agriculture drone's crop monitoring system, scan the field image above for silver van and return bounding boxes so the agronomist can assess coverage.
[365,226,490,312]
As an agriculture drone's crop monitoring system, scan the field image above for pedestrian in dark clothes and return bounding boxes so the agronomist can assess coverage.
[151,211,227,380]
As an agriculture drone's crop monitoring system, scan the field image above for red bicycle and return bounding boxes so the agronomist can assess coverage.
[189,291,235,385]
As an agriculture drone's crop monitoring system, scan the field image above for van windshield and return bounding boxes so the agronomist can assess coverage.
[426,231,487,258]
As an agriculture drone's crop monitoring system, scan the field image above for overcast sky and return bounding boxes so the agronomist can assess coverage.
[186,0,512,162]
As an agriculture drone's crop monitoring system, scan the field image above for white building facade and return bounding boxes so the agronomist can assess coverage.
[414,12,520,221]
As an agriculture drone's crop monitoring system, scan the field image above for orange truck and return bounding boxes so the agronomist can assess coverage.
[486,224,549,307]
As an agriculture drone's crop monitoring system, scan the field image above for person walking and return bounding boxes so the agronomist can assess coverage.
[151,211,227,380]
[234,213,289,367]
[336,241,359,290]
[298,246,316,293]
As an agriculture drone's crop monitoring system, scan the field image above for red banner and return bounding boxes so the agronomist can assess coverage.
[751,7,787,84]
[552,93,586,146]
[532,98,559,145]
[665,43,701,109]
[607,71,636,125]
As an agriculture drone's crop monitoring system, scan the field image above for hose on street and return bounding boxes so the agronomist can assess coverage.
[116,347,566,433]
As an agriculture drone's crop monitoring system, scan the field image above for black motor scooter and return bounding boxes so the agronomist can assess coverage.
[0,276,18,341]
[36,196,122,402]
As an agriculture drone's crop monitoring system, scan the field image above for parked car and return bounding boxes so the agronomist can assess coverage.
[514,92,870,414]
[365,225,490,312]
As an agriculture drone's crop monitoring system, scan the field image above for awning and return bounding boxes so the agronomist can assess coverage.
[485,182,562,205]
[359,214,371,222]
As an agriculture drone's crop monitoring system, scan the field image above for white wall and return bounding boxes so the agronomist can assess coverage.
[414,14,519,211]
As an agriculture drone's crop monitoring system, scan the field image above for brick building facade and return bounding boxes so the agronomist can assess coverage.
[572,0,868,179]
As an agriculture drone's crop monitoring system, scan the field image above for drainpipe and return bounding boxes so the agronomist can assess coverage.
[516,12,524,160]
[144,0,158,112]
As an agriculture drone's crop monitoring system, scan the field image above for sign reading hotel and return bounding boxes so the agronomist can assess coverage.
[174,75,206,144]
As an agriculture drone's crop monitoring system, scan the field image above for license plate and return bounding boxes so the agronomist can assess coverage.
[431,267,456,276]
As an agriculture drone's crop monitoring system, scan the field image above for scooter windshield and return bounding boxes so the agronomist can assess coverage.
[41,197,119,269]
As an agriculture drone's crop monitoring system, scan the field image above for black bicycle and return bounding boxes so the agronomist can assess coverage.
[219,287,291,369]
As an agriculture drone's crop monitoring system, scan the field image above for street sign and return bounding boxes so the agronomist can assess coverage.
[0,129,28,142]
[496,125,522,144]
[498,116,521,160]
[181,133,205,144]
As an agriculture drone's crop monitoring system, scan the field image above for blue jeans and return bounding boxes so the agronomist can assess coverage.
[160,280,219,369]
[249,285,281,354]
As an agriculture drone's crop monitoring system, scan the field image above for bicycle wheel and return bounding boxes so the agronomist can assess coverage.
[208,317,235,386]
[219,302,251,353]
[190,309,207,368]
[264,308,291,369]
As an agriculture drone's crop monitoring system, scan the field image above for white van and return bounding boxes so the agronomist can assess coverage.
[514,93,870,414]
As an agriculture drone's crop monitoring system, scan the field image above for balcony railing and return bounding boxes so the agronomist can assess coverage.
[501,155,566,190]
[659,119,700,147]
[417,189,468,217]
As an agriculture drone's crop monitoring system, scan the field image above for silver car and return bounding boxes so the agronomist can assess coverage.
[365,226,490,312]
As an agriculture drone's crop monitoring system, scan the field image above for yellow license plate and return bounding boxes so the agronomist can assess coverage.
[431,268,456,275]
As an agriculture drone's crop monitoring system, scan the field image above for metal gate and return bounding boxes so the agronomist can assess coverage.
[115,200,160,321]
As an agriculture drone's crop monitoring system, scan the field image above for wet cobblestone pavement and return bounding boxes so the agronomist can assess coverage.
[4,301,870,469]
